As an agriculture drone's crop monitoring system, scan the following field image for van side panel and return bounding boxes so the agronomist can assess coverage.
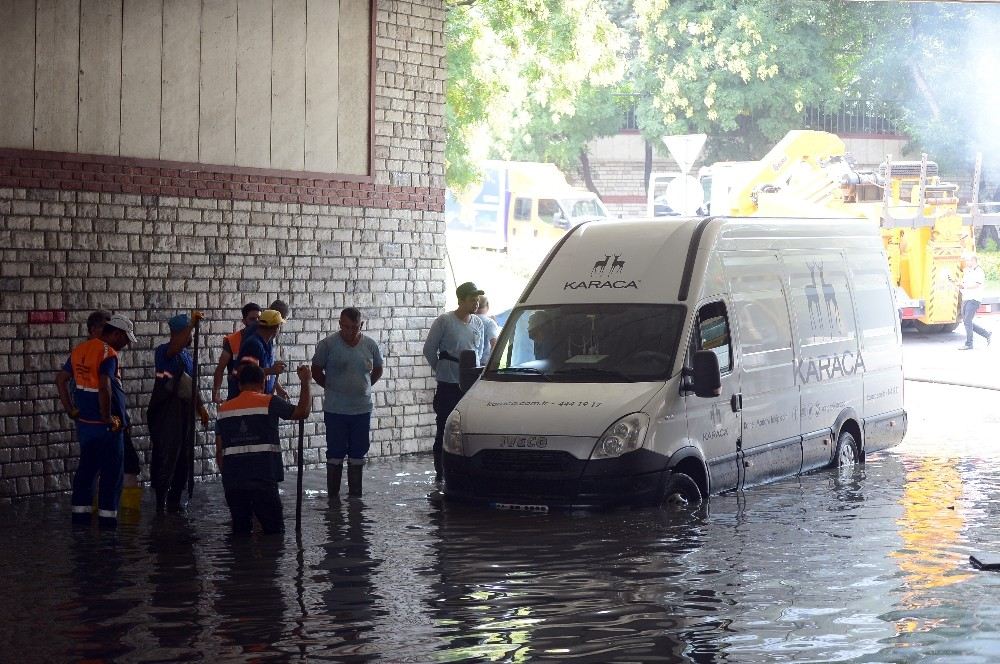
[847,251,906,452]
[723,252,802,484]
[783,251,864,471]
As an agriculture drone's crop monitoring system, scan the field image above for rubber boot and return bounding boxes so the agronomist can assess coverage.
[347,464,363,497]
[120,474,142,513]
[327,463,343,498]
[155,489,167,515]
[166,487,186,513]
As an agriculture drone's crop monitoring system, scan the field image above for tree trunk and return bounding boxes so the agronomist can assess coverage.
[644,140,653,193]
[579,150,603,199]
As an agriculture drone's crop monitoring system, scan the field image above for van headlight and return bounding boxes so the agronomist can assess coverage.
[444,410,464,454]
[592,413,649,459]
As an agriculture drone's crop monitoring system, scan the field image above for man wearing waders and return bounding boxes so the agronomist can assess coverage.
[311,307,384,498]
[211,302,261,404]
[423,282,486,483]
[147,312,209,514]
[234,309,287,397]
[55,314,137,529]
[215,363,311,534]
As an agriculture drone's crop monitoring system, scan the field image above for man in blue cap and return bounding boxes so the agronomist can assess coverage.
[147,311,209,514]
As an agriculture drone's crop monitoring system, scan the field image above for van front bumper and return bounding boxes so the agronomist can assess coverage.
[442,448,669,508]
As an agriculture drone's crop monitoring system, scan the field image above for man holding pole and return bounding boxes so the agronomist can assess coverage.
[211,302,261,404]
[216,363,311,535]
[234,309,287,397]
[147,312,209,514]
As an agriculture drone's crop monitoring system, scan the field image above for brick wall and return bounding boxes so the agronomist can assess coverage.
[0,0,447,498]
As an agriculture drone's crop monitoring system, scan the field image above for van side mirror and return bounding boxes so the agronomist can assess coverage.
[553,212,570,230]
[459,349,481,392]
[689,350,722,397]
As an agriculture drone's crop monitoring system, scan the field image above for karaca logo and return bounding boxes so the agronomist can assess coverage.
[566,253,639,290]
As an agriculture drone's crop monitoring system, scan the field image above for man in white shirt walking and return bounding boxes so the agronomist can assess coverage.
[956,252,992,350]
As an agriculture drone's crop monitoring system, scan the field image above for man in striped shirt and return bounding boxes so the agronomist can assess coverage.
[216,363,311,534]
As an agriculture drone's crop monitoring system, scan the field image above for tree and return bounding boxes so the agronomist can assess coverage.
[445,0,625,189]
[632,0,861,162]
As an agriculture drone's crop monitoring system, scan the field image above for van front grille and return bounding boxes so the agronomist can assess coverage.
[477,449,575,474]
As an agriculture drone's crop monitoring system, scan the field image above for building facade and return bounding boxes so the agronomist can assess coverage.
[0,0,447,498]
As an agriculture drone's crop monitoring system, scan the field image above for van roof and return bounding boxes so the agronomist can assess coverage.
[518,216,881,307]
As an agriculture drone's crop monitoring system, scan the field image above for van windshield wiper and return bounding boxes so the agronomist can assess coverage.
[552,367,636,383]
[489,366,551,380]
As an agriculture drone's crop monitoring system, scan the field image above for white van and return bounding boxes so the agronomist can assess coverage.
[443,217,906,508]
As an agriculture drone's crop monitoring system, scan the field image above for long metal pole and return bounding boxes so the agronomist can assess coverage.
[188,320,200,499]
[295,418,305,531]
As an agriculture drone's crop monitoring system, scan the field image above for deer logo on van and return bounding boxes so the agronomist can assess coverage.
[569,254,638,290]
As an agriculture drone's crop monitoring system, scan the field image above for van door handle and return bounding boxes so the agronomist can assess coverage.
[730,393,743,413]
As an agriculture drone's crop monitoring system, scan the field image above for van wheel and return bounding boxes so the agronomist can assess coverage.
[662,472,702,507]
[835,430,859,467]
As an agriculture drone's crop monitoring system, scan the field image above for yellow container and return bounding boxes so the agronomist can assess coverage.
[120,486,143,512]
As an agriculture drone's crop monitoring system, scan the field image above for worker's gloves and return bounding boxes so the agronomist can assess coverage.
[107,415,122,432]
[190,310,205,325]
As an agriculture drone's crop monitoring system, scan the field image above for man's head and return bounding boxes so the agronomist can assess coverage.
[103,314,137,351]
[241,302,262,326]
[168,313,193,347]
[456,281,485,315]
[255,309,285,341]
[339,307,363,344]
[475,295,490,316]
[238,364,266,392]
[963,251,978,268]
[87,310,112,339]
[269,299,289,319]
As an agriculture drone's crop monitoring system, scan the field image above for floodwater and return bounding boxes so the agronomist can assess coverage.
[5,385,1000,662]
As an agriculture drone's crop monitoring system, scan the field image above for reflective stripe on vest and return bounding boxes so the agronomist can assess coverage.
[223,444,282,456]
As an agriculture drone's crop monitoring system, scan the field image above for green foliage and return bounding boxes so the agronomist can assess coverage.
[445,0,625,188]
[978,251,1000,282]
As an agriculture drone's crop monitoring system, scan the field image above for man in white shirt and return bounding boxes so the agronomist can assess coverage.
[956,252,992,350]
[423,282,486,482]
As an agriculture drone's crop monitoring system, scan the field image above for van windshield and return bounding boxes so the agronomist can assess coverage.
[559,197,608,220]
[485,304,686,382]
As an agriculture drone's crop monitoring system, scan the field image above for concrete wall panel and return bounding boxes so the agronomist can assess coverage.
[34,0,80,152]
[199,0,238,165]
[271,0,306,170]
[161,0,202,162]
[0,0,36,148]
[305,0,339,172]
[78,0,123,155]
[121,0,163,159]
[339,0,370,174]
[235,0,272,167]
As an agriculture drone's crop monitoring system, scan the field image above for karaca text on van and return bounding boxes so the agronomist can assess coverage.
[797,351,865,384]
[563,280,640,290]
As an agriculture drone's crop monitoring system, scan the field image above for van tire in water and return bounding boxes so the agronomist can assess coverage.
[662,472,702,507]
[835,430,859,467]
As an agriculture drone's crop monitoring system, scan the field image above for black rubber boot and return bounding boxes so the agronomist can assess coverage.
[327,463,343,498]
[347,464,363,497]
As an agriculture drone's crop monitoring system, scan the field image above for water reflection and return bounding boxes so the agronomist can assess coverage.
[4,453,1000,663]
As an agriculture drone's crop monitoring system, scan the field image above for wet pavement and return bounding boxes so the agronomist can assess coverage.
[6,332,1000,662]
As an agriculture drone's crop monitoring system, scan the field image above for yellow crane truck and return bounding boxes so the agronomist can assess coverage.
[714,130,976,332]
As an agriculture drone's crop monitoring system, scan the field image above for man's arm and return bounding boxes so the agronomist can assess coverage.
[98,373,121,431]
[371,366,383,386]
[165,311,204,358]
[212,347,232,403]
[215,434,224,471]
[423,317,443,369]
[55,369,77,418]
[312,364,327,388]
[290,365,312,420]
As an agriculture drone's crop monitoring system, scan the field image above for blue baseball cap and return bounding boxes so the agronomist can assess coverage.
[168,314,190,333]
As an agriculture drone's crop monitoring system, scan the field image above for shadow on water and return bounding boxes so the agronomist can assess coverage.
[5,454,1000,662]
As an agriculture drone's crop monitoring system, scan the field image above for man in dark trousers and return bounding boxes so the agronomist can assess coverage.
[216,363,311,535]
[312,307,384,498]
[55,314,137,528]
[147,312,209,514]
[422,282,486,482]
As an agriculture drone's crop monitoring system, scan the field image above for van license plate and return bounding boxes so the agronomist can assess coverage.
[491,502,549,513]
